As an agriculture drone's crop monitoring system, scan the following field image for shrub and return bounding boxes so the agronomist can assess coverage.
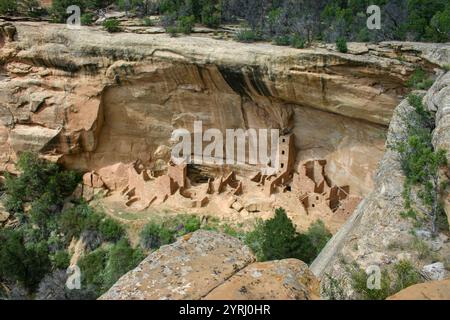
[166,25,179,37]
[304,220,332,258]
[177,15,195,34]
[395,94,447,233]
[140,222,175,250]
[258,208,298,261]
[201,3,221,28]
[406,68,434,90]
[28,193,59,238]
[99,218,125,243]
[78,248,108,294]
[235,28,262,43]
[0,229,51,292]
[102,239,145,289]
[336,37,348,53]
[0,0,17,15]
[350,265,392,300]
[58,202,102,240]
[81,13,95,26]
[393,260,421,292]
[142,17,153,26]
[103,18,121,33]
[181,215,202,233]
[350,260,422,300]
[273,35,291,46]
[244,219,265,260]
[50,250,70,270]
[411,236,433,260]
[426,6,450,43]
[245,208,331,264]
[4,152,80,215]
[291,34,306,49]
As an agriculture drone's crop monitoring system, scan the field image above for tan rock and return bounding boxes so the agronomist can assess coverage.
[231,200,244,212]
[0,209,10,223]
[387,279,450,300]
[1,22,441,197]
[99,230,255,300]
[82,172,105,189]
[245,197,273,212]
[153,145,171,161]
[100,230,320,300]
[313,74,450,298]
[8,125,59,153]
[204,259,320,300]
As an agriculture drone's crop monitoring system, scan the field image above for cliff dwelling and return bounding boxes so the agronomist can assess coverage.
[80,132,363,233]
[1,4,450,302]
[0,22,415,235]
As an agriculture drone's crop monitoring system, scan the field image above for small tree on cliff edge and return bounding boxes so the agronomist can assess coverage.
[260,208,298,261]
[245,208,331,263]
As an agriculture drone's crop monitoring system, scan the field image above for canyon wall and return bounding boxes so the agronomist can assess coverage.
[0,21,447,196]
[311,70,450,298]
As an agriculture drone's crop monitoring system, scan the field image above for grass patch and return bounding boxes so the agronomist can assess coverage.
[406,68,434,90]
[103,18,121,33]
[235,28,262,43]
[349,259,421,300]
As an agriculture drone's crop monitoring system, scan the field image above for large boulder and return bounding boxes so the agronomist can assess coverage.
[203,259,320,300]
[100,230,255,300]
[100,230,320,300]
[387,279,450,300]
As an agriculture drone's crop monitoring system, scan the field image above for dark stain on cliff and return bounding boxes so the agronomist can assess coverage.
[248,67,272,97]
[218,66,271,98]
[218,66,248,97]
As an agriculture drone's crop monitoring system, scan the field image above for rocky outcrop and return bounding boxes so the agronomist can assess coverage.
[311,71,450,299]
[1,22,446,195]
[99,230,319,300]
[387,279,450,300]
[427,72,450,227]
[204,259,319,300]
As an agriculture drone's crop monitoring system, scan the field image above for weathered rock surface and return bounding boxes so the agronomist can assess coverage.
[1,22,447,195]
[311,71,450,299]
[387,279,450,300]
[204,259,319,300]
[100,230,255,300]
[421,262,448,281]
[100,230,319,300]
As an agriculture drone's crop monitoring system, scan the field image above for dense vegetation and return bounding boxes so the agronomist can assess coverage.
[0,152,141,299]
[1,0,448,43]
[152,0,450,42]
[0,153,331,299]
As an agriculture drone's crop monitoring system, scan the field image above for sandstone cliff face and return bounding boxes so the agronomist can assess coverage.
[1,21,445,195]
[100,230,319,300]
[311,71,450,299]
